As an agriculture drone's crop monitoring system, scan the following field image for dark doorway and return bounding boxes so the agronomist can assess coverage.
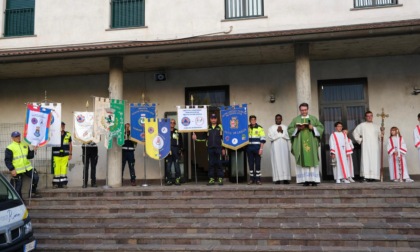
[185,86,230,181]
[318,78,369,181]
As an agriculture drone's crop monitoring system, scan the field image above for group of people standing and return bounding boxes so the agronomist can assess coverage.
[4,107,419,198]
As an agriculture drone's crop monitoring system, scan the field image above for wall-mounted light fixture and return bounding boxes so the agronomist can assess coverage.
[269,94,276,103]
[412,87,420,95]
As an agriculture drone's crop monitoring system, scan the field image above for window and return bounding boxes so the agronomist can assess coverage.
[4,0,35,37]
[111,0,145,28]
[225,0,264,19]
[354,0,398,8]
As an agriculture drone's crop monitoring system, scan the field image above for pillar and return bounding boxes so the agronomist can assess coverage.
[294,43,312,110]
[107,57,124,187]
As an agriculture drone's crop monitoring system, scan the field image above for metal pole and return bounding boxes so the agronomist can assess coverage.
[28,160,35,206]
[159,160,162,186]
[193,139,197,184]
[142,145,148,186]
[235,150,238,184]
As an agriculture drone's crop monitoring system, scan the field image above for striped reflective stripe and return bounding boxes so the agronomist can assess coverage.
[249,141,261,145]
[13,155,25,160]
[122,147,135,150]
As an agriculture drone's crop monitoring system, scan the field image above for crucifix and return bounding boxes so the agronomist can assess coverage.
[376,108,389,182]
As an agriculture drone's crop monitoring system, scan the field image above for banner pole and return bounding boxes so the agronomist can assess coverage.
[159,160,162,186]
[235,150,238,184]
[142,145,149,186]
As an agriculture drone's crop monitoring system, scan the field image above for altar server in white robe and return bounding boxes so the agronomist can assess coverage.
[387,127,414,182]
[268,114,291,184]
[414,113,420,165]
[353,111,383,182]
[342,128,355,181]
[329,122,352,183]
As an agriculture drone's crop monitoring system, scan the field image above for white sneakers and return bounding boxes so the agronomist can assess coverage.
[348,177,355,183]
[405,178,414,183]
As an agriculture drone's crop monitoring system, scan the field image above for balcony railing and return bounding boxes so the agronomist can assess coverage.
[4,8,34,37]
[225,0,264,19]
[354,0,398,8]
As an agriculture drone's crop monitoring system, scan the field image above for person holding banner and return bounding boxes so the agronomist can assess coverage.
[82,142,98,188]
[165,119,183,186]
[5,131,41,198]
[287,103,324,186]
[192,114,225,186]
[52,122,72,188]
[122,123,137,186]
[267,114,291,184]
[247,115,266,185]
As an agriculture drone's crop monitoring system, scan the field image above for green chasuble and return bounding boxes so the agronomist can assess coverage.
[287,115,324,168]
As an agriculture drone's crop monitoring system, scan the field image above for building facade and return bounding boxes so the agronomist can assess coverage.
[0,0,419,187]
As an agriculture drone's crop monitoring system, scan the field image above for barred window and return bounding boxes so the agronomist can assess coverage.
[225,0,264,19]
[111,0,145,28]
[4,0,35,37]
[354,0,398,8]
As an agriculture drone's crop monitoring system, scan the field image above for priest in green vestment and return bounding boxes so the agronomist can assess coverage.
[287,103,324,186]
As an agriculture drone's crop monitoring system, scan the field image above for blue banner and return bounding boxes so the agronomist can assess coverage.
[220,104,249,150]
[130,103,156,143]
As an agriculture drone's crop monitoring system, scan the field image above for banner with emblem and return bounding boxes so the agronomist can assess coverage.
[176,106,208,133]
[129,103,156,143]
[220,104,249,150]
[34,102,62,147]
[145,118,171,160]
[73,112,95,144]
[93,97,125,149]
[24,104,52,147]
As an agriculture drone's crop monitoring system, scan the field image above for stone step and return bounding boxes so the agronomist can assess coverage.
[27,202,420,215]
[30,211,420,225]
[31,183,420,199]
[34,243,420,252]
[27,193,420,207]
[32,221,420,235]
[34,232,420,247]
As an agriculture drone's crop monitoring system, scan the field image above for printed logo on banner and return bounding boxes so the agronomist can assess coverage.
[130,103,156,143]
[77,114,85,123]
[181,117,190,126]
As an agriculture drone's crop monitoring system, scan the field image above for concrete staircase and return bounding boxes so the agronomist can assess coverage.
[26,182,420,252]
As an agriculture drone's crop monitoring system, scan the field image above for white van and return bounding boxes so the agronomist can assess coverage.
[0,172,36,252]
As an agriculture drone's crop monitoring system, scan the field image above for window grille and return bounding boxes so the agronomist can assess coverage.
[111,0,145,28]
[354,0,398,8]
[225,0,264,19]
[4,0,35,37]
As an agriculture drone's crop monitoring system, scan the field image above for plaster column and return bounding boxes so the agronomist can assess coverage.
[107,57,124,187]
[294,43,311,109]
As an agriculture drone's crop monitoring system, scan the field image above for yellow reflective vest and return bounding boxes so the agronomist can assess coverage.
[7,141,33,174]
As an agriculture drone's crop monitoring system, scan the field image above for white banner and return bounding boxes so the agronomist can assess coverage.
[73,112,95,144]
[35,103,62,147]
[93,97,110,144]
[176,106,208,133]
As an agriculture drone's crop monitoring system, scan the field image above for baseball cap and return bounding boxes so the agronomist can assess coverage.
[210,114,217,118]
[11,131,21,137]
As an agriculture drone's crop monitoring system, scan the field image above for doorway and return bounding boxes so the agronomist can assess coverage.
[318,78,369,180]
[184,86,230,182]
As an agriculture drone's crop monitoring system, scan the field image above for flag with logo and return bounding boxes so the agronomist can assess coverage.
[34,102,62,147]
[176,105,208,133]
[73,112,95,144]
[24,104,52,147]
[129,103,156,143]
[145,118,171,160]
[220,104,249,150]
[93,97,125,149]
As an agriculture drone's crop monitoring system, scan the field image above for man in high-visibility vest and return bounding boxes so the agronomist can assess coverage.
[4,131,41,198]
[52,122,72,188]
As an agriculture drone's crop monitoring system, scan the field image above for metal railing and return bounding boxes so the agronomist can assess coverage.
[354,0,398,8]
[225,0,264,19]
[111,0,145,28]
[4,8,34,37]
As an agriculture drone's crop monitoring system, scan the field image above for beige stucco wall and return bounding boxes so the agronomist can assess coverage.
[1,55,419,188]
[0,0,419,49]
